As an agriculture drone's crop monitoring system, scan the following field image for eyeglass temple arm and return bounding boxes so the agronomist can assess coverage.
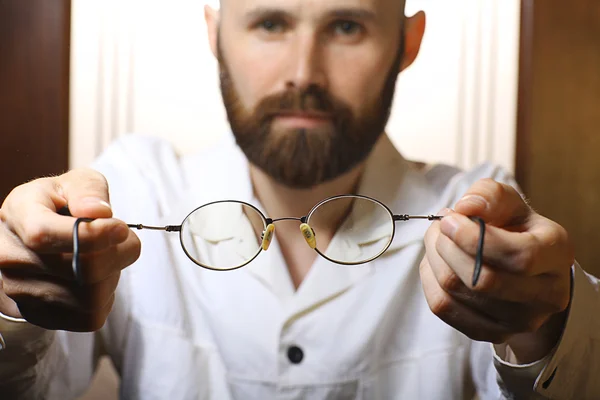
[127,224,181,232]
[393,214,443,221]
[58,206,181,285]
[393,214,486,287]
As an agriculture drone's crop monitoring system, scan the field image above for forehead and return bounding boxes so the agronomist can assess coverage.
[222,0,402,18]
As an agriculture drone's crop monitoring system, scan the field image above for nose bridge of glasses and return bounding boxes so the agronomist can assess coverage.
[260,216,316,251]
[271,217,305,223]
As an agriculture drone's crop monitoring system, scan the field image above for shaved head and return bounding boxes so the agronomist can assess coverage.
[219,0,407,14]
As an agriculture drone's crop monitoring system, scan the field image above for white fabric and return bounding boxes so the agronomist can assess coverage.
[1,133,600,399]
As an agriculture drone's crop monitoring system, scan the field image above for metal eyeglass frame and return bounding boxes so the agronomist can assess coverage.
[59,194,485,287]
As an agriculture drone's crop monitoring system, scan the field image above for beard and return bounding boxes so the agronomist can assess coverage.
[218,35,404,188]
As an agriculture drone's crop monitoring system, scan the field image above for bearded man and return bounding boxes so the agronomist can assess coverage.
[1,1,599,399]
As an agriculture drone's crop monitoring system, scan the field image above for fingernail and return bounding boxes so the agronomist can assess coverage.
[81,197,111,210]
[458,195,488,211]
[441,216,460,239]
[438,208,453,217]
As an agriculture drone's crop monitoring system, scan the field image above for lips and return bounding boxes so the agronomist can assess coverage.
[274,111,333,119]
[273,112,334,129]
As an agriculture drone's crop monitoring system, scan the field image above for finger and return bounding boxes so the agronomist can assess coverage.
[56,168,113,218]
[2,175,129,253]
[0,279,22,319]
[16,294,116,332]
[25,216,128,254]
[2,269,120,314]
[426,223,508,315]
[440,212,573,278]
[1,229,141,284]
[3,169,113,226]
[433,231,568,314]
[57,229,141,283]
[1,214,130,255]
[425,225,541,329]
[454,179,531,228]
[419,257,514,343]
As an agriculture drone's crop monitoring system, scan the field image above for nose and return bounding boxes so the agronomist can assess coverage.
[285,33,327,91]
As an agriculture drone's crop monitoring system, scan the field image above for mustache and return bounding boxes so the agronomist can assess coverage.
[254,86,346,123]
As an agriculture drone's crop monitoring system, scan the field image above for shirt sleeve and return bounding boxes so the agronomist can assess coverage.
[0,312,106,399]
[493,262,600,399]
[0,315,59,398]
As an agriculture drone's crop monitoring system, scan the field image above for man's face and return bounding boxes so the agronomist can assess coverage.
[215,0,406,188]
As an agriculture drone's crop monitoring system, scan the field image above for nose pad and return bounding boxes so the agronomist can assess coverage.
[299,223,317,249]
[261,224,276,251]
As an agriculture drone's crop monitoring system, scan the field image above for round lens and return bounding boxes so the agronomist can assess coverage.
[180,201,266,270]
[307,196,394,264]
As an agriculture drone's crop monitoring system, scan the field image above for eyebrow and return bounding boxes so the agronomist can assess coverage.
[243,7,377,23]
[244,7,291,23]
[328,8,377,21]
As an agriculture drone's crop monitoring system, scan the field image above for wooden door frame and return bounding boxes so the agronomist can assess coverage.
[515,0,534,192]
[0,0,71,201]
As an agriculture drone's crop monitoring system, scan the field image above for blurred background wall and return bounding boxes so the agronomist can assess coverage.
[0,1,599,399]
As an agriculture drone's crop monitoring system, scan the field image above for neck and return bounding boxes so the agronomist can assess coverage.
[250,161,367,289]
[250,163,366,220]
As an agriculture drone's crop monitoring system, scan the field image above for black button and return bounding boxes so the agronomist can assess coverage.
[287,345,304,364]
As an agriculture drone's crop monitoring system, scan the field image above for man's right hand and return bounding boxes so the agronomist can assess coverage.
[0,169,141,332]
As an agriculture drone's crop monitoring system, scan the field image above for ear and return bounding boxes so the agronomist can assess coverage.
[400,11,426,72]
[204,5,220,59]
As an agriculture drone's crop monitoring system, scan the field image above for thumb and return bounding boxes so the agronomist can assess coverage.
[57,168,113,219]
[454,178,532,228]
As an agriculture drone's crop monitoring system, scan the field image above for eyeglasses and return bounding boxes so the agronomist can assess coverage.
[60,194,485,287]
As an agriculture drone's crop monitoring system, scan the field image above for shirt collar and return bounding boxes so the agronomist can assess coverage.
[354,134,442,253]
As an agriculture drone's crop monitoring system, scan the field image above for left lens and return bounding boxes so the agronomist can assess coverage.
[307,196,394,264]
[180,201,266,270]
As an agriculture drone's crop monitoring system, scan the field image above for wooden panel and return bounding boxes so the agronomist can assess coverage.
[516,0,600,275]
[0,0,71,202]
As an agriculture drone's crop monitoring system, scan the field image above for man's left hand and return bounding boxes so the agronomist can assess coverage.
[420,178,574,364]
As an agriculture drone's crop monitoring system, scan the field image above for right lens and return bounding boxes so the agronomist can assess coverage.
[179,201,266,270]
[308,195,394,265]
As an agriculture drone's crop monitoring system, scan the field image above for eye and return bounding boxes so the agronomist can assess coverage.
[257,19,286,34]
[332,20,363,36]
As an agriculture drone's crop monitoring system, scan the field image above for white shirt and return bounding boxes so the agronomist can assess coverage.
[1,133,600,399]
